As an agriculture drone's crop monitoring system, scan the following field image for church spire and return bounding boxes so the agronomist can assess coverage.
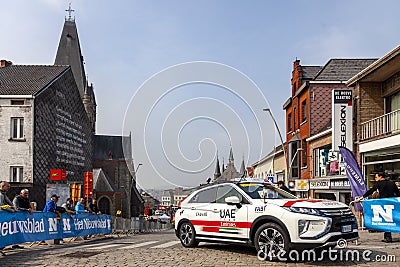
[55,5,97,133]
[240,157,246,178]
[214,156,221,180]
[229,147,234,163]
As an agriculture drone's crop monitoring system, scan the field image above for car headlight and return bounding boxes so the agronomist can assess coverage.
[283,207,324,216]
[298,220,310,235]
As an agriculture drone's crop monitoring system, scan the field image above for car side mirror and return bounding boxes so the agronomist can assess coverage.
[225,196,241,208]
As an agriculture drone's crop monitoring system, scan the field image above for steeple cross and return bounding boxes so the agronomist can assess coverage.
[65,3,75,21]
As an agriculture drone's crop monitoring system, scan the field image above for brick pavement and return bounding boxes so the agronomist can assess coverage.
[0,229,399,267]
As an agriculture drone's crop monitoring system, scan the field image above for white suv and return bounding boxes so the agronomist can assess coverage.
[175,178,358,259]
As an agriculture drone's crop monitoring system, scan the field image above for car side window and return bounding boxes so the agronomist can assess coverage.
[216,185,247,204]
[189,187,217,203]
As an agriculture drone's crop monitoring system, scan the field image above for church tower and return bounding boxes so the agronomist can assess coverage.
[221,147,241,181]
[54,4,97,133]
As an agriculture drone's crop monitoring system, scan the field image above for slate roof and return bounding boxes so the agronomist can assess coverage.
[93,135,132,160]
[302,66,323,80]
[314,59,377,81]
[0,65,68,95]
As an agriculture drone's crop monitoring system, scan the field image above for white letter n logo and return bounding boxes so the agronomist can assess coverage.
[63,218,71,231]
[371,205,394,222]
[48,218,58,232]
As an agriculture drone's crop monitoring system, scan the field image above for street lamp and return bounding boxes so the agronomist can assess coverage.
[263,108,287,178]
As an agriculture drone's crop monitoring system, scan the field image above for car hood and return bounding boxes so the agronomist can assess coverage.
[262,198,348,209]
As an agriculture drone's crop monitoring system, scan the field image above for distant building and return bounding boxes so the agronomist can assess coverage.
[214,148,245,181]
[93,135,144,217]
[252,145,286,184]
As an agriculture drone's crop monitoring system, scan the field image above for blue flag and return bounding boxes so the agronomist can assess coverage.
[363,198,400,232]
[339,146,367,211]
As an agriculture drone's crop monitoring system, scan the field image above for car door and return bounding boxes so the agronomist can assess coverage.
[185,186,217,237]
[208,184,249,241]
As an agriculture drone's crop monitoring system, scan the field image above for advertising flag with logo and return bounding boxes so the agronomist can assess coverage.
[363,198,400,233]
[339,146,366,211]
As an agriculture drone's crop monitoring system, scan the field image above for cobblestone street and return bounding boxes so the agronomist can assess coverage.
[1,229,399,267]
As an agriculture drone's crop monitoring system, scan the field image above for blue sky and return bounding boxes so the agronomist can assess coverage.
[1,0,400,189]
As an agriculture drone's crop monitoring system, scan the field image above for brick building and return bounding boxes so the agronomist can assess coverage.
[283,58,376,200]
[347,45,400,190]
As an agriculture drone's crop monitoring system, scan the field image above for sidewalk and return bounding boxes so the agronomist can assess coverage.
[348,230,400,249]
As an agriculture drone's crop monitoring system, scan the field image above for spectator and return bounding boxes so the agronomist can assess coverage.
[43,194,59,213]
[277,181,294,195]
[43,194,63,245]
[0,181,15,212]
[0,181,15,252]
[355,172,400,242]
[75,198,88,214]
[61,198,76,214]
[88,199,101,214]
[13,189,32,214]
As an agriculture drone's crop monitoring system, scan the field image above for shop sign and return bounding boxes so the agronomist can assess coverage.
[330,179,351,189]
[309,179,330,189]
[294,179,309,191]
[332,90,353,151]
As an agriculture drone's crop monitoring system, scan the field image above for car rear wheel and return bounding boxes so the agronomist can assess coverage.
[179,221,199,248]
[254,222,289,261]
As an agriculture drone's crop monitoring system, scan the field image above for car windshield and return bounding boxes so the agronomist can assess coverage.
[238,183,297,199]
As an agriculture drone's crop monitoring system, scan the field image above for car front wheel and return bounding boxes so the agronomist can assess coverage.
[254,222,289,261]
[178,221,199,248]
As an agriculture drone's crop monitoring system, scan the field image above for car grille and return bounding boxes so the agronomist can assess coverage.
[319,207,353,217]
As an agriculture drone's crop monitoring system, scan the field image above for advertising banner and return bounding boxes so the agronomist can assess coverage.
[332,90,353,151]
[0,212,112,248]
[339,146,367,211]
[363,197,400,233]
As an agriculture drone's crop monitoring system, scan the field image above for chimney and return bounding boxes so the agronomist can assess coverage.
[0,60,12,68]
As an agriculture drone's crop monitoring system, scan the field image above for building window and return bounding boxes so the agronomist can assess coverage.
[11,100,25,105]
[10,166,23,182]
[301,140,307,168]
[288,113,292,132]
[301,100,307,122]
[11,117,24,139]
[314,145,345,177]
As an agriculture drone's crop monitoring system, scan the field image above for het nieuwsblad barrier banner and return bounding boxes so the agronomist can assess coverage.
[363,197,400,233]
[0,212,112,247]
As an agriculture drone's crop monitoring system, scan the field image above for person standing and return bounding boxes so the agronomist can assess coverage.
[43,194,59,213]
[61,198,75,214]
[13,189,32,214]
[88,199,101,214]
[355,172,400,242]
[277,181,294,195]
[75,198,88,214]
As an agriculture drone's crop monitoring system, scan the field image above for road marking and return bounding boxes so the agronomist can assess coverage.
[86,244,121,250]
[151,241,180,248]
[118,241,158,249]
[75,242,112,249]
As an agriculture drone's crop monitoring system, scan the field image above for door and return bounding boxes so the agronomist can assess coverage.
[208,185,249,241]
[185,186,217,237]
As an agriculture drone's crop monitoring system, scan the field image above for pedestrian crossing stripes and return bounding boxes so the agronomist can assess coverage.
[86,244,122,250]
[151,241,181,248]
[75,240,181,250]
[118,241,158,249]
